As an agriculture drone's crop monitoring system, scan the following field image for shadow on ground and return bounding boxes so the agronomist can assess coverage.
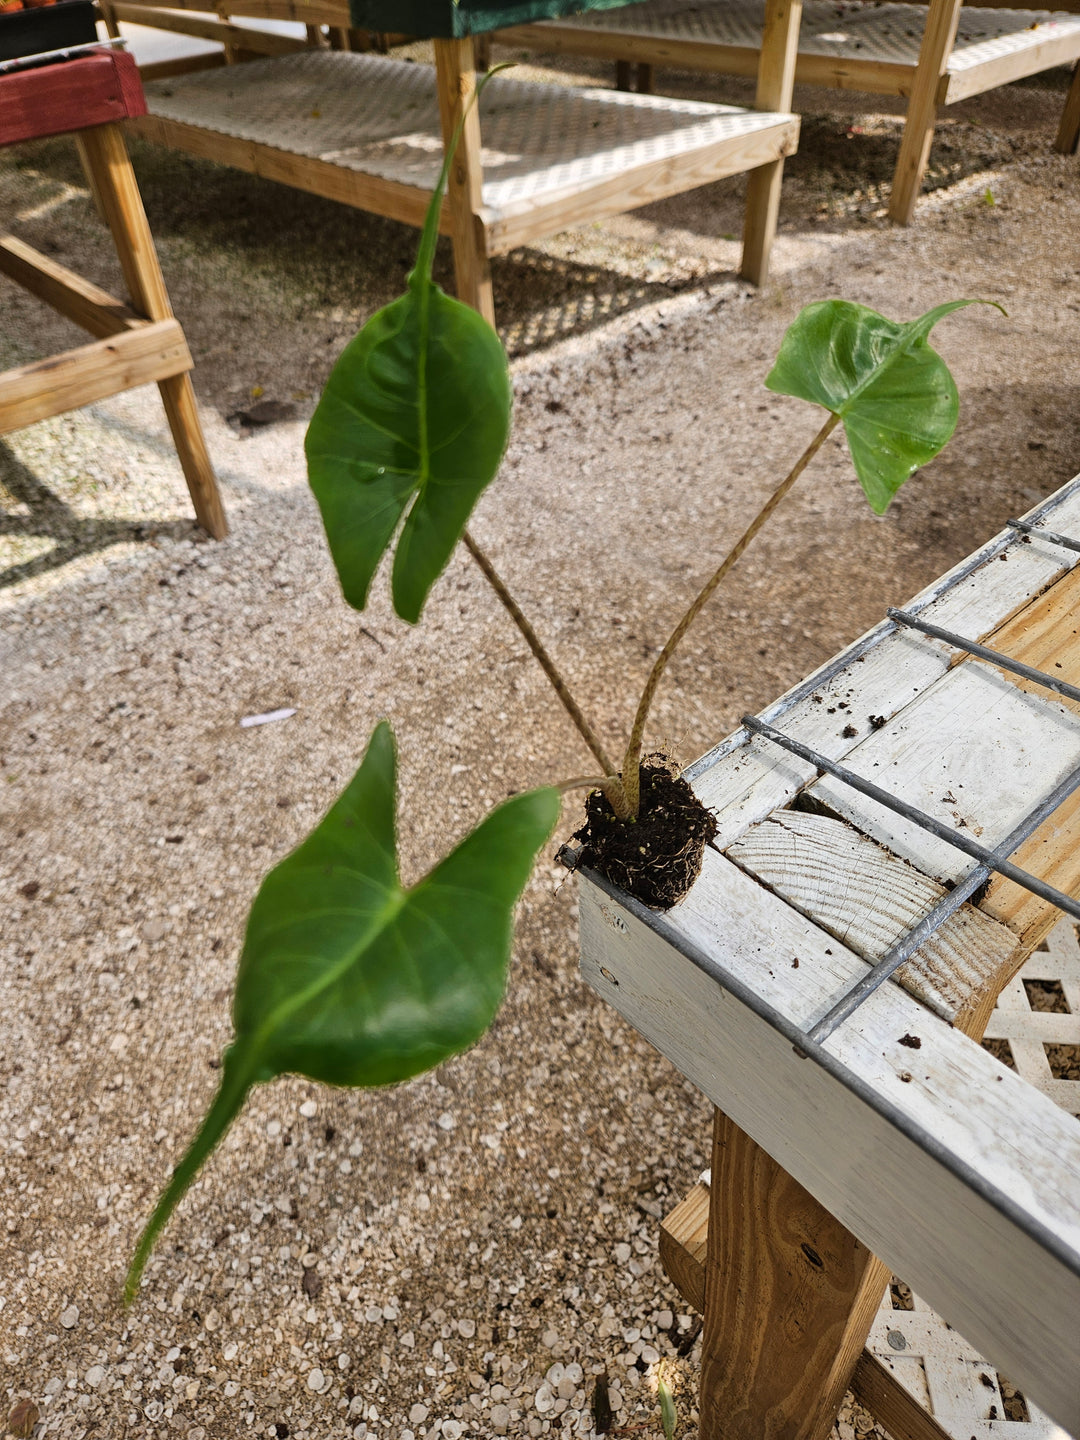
[0,441,196,589]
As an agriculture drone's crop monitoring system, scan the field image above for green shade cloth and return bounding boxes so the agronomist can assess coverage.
[349,0,640,37]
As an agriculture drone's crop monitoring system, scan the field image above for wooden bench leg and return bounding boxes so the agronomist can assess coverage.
[741,162,785,287]
[156,372,226,537]
[75,124,227,538]
[434,37,496,327]
[98,0,121,39]
[887,0,961,224]
[740,0,801,286]
[1055,59,1080,156]
[700,1107,890,1440]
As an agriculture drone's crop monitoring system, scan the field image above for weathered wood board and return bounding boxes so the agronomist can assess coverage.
[805,661,1080,887]
[726,808,1021,1026]
[688,476,1080,848]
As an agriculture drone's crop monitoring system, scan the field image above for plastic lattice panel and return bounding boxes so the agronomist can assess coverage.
[865,923,1080,1438]
[982,920,1080,1117]
[865,1287,1073,1439]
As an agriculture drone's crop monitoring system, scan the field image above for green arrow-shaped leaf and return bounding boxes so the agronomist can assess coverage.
[305,112,512,623]
[766,299,1002,514]
[125,721,559,1302]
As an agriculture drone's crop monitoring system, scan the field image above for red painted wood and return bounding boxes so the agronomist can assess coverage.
[0,48,146,147]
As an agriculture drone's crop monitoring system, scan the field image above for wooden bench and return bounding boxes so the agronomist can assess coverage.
[97,0,804,321]
[574,473,1080,1439]
[496,0,1080,221]
[0,47,226,537]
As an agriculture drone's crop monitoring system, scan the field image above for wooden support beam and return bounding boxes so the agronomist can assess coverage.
[661,1188,983,1440]
[888,0,963,222]
[0,236,140,338]
[659,1180,709,1314]
[433,37,495,326]
[701,1109,892,1440]
[76,125,171,321]
[0,320,190,433]
[109,0,350,21]
[75,124,227,538]
[740,0,801,286]
[500,22,915,95]
[108,2,309,56]
[139,53,229,81]
[1056,58,1080,155]
[99,0,122,38]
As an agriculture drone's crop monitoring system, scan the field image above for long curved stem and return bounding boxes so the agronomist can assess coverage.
[463,530,627,809]
[621,413,841,816]
[124,1050,254,1305]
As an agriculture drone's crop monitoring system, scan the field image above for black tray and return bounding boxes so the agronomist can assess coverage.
[0,0,98,62]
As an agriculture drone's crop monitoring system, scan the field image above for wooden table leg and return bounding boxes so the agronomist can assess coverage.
[1055,59,1080,156]
[75,124,227,539]
[887,0,961,224]
[740,0,801,286]
[433,37,496,327]
[699,1108,890,1440]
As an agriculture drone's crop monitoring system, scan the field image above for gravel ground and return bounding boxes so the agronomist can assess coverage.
[1,47,1079,1440]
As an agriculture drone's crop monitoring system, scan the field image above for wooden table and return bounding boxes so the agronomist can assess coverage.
[574,473,1080,1439]
[100,0,803,321]
[498,0,1080,222]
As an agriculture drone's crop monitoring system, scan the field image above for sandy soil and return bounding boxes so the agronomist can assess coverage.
[1,44,1079,1440]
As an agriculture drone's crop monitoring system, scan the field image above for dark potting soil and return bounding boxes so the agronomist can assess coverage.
[572,758,718,910]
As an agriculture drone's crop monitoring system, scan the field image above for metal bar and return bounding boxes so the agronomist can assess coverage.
[740,713,1080,925]
[0,36,127,75]
[806,754,1080,1042]
[687,478,1080,784]
[1007,517,1080,555]
[888,607,1080,707]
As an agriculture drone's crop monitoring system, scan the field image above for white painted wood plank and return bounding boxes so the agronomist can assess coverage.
[689,474,1080,847]
[578,853,1080,1432]
[726,808,1021,1022]
[805,662,1080,885]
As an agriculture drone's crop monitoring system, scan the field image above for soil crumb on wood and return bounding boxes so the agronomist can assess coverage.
[573,757,718,909]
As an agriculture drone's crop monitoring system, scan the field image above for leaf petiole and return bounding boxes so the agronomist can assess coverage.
[124,1048,257,1305]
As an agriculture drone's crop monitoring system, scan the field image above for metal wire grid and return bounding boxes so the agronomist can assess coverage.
[742,521,1080,1044]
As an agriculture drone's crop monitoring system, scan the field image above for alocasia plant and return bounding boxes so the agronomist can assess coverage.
[125,76,999,1298]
